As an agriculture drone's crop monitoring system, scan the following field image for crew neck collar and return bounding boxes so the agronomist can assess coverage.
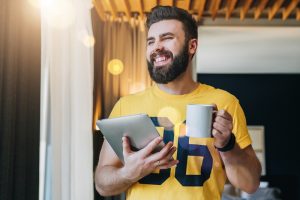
[153,83,202,99]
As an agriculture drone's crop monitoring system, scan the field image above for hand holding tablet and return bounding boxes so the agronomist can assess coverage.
[97,113,179,183]
[96,114,165,162]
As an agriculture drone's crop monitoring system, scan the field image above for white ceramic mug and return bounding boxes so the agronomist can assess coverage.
[186,104,213,138]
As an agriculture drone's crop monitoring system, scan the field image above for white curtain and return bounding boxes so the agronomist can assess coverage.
[39,0,94,199]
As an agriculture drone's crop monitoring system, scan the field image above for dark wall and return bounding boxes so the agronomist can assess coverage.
[197,74,300,200]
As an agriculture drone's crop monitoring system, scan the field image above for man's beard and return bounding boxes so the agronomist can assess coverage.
[147,43,189,84]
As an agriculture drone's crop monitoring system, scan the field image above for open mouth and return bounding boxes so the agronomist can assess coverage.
[151,51,173,67]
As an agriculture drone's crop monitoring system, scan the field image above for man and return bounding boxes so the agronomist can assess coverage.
[95,6,261,200]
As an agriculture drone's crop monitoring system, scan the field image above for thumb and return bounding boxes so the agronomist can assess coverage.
[211,103,218,112]
[122,136,132,156]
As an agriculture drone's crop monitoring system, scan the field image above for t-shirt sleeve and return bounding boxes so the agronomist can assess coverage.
[231,99,252,149]
[109,99,122,118]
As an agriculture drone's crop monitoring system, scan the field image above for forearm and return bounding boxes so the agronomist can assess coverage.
[220,144,261,193]
[95,165,133,196]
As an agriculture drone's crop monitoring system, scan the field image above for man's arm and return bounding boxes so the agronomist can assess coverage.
[95,136,178,196]
[94,140,131,196]
[220,144,261,193]
[212,108,261,194]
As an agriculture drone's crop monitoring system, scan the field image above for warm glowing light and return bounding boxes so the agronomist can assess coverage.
[83,36,95,47]
[129,83,145,94]
[28,0,40,8]
[42,0,75,29]
[158,107,182,125]
[77,30,95,47]
[89,2,94,9]
[108,59,124,75]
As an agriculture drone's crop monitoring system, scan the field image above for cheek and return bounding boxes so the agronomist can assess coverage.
[146,51,151,61]
[146,47,153,60]
[165,42,181,55]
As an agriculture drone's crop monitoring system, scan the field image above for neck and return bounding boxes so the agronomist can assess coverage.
[156,65,198,95]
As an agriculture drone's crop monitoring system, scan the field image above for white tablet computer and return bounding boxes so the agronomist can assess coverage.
[96,114,164,163]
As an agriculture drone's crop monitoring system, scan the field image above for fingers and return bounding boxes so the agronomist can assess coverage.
[153,146,179,169]
[158,159,179,170]
[212,128,231,148]
[216,110,232,121]
[122,136,132,156]
[139,136,163,158]
[212,110,233,135]
[215,115,232,128]
[147,141,174,162]
[155,146,177,165]
[213,120,232,135]
[212,128,223,138]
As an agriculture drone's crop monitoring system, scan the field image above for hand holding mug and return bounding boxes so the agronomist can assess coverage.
[211,104,234,149]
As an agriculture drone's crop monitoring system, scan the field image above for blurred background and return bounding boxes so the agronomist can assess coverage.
[1,0,300,200]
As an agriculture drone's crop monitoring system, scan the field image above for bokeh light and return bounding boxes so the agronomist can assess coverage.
[42,0,76,29]
[108,59,124,75]
[83,35,95,47]
[78,30,95,47]
[28,0,40,8]
[157,106,182,125]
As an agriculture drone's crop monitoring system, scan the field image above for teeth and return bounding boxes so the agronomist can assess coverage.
[155,56,167,62]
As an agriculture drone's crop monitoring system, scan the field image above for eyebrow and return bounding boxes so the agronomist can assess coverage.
[147,32,175,42]
[147,36,155,42]
[160,32,175,37]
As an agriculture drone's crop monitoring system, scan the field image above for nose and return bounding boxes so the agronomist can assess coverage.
[154,40,163,51]
[152,41,164,55]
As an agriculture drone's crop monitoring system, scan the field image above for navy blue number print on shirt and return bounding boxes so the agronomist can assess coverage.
[139,117,213,186]
[175,136,212,186]
[138,117,174,184]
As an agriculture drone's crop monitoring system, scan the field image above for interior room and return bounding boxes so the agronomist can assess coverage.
[1,0,299,200]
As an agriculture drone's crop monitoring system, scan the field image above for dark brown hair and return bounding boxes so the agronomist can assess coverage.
[146,6,198,42]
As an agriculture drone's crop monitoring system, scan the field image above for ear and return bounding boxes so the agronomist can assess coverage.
[188,39,198,55]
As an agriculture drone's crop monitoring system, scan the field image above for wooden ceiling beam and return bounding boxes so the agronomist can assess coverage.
[103,0,117,18]
[137,0,144,19]
[94,0,300,22]
[143,0,158,12]
[254,0,268,20]
[197,0,206,20]
[268,0,284,20]
[210,0,221,20]
[93,0,106,21]
[240,0,253,20]
[159,0,174,6]
[282,0,298,20]
[122,0,132,19]
[176,0,191,10]
[226,0,238,20]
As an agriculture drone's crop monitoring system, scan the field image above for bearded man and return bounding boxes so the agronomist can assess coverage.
[95,6,261,200]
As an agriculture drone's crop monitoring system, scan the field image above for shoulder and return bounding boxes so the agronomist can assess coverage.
[119,86,153,104]
[110,87,153,117]
[200,83,238,105]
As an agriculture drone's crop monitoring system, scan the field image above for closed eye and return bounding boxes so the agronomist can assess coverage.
[163,36,173,40]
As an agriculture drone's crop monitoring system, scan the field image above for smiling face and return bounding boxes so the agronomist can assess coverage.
[146,20,191,84]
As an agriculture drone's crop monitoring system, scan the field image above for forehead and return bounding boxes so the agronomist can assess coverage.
[147,19,184,37]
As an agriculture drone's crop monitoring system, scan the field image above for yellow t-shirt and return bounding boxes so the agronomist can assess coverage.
[109,83,251,200]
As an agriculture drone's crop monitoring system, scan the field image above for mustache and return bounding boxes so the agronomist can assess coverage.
[150,50,173,63]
